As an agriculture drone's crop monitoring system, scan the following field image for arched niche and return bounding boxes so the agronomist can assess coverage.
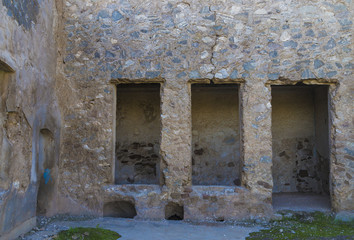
[36,128,56,216]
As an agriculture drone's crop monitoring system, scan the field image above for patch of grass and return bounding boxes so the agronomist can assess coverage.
[54,225,121,240]
[247,212,354,240]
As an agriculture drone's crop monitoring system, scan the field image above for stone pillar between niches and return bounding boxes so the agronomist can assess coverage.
[240,81,273,202]
[160,79,192,195]
[329,80,353,212]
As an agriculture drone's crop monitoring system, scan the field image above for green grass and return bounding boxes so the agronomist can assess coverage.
[247,212,354,240]
[54,225,121,240]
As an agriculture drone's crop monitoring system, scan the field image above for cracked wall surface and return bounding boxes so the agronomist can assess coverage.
[0,0,62,238]
[57,0,353,219]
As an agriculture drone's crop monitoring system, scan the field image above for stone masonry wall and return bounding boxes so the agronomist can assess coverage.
[0,0,62,237]
[57,0,353,219]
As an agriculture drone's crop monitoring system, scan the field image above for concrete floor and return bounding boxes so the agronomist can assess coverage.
[273,193,331,212]
[20,193,332,239]
[22,218,262,240]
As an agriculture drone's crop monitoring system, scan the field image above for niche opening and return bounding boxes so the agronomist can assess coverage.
[37,129,55,216]
[165,202,184,220]
[103,201,137,218]
[271,85,330,211]
[115,84,161,184]
[192,84,241,186]
[0,60,14,188]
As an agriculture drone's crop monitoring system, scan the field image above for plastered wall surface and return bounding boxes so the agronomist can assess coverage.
[192,85,240,186]
[0,0,62,237]
[57,0,353,219]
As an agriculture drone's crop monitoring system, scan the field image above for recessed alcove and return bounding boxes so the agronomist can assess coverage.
[165,202,184,220]
[115,83,161,184]
[0,60,14,116]
[191,84,241,186]
[271,85,330,210]
[103,201,137,218]
[37,129,55,216]
[0,60,15,187]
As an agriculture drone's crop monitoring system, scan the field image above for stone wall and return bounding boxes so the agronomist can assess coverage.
[0,0,352,235]
[0,0,62,238]
[56,0,353,219]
